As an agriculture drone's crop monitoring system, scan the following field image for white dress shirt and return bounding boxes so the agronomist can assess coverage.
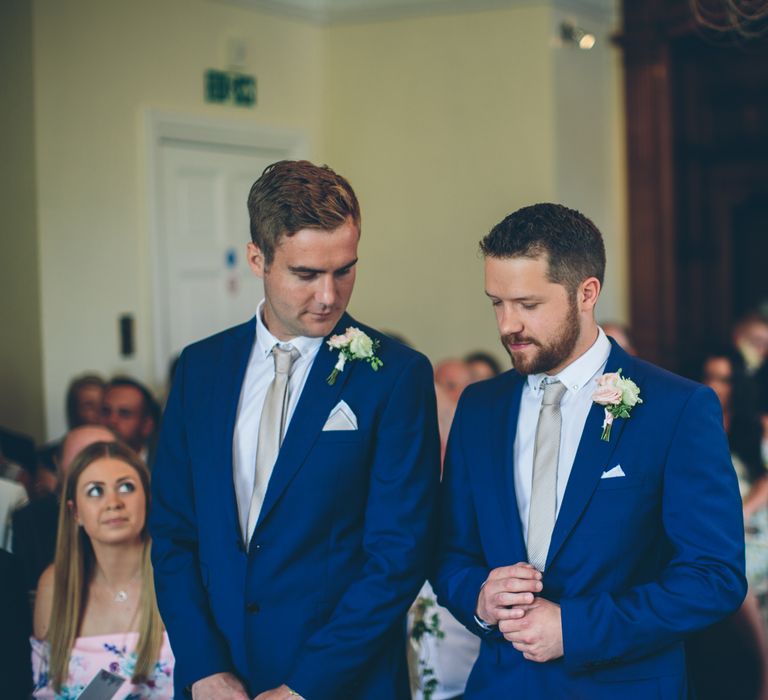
[233,301,324,538]
[514,327,612,543]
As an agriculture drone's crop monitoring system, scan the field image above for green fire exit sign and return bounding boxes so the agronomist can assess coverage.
[205,69,256,107]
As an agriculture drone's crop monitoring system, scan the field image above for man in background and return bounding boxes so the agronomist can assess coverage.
[101,376,159,464]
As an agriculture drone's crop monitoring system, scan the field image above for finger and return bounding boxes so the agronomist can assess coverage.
[487,563,542,581]
[495,606,527,621]
[495,591,536,607]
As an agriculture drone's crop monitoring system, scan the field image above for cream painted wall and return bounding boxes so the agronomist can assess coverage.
[325,4,626,364]
[325,6,557,365]
[33,0,326,439]
[552,5,628,325]
[28,0,626,439]
[0,0,45,441]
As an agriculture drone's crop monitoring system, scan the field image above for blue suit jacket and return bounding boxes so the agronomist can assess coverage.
[433,341,746,700]
[149,313,440,699]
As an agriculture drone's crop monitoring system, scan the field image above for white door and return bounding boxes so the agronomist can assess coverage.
[155,140,284,378]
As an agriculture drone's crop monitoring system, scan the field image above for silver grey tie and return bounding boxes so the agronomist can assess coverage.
[245,344,298,543]
[527,379,567,572]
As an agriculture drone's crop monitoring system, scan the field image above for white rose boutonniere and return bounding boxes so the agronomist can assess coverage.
[326,327,383,385]
[591,368,642,441]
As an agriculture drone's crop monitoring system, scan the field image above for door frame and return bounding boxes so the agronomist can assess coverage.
[145,111,308,382]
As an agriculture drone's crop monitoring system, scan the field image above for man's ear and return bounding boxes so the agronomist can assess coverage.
[578,277,601,311]
[247,242,266,278]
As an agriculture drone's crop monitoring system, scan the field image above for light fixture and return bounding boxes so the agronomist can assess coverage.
[560,21,597,49]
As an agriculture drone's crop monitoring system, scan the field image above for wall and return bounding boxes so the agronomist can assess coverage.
[25,0,626,439]
[552,3,628,324]
[325,2,627,362]
[32,0,326,438]
[0,0,45,441]
[325,6,558,361]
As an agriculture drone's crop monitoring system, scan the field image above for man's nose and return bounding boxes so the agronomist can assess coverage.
[316,276,336,307]
[498,307,523,336]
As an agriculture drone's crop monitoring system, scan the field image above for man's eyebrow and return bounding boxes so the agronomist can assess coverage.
[288,258,358,274]
[483,291,542,301]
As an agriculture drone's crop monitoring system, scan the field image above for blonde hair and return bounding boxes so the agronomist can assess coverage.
[48,441,163,692]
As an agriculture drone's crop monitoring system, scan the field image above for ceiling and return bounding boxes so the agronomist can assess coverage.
[213,0,617,26]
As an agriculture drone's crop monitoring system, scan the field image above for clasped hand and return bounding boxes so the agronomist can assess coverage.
[476,562,564,663]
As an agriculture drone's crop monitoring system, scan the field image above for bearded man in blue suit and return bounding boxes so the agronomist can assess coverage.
[433,203,746,699]
[150,160,440,700]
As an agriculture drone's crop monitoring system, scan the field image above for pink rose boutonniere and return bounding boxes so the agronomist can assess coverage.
[591,368,642,441]
[326,327,383,385]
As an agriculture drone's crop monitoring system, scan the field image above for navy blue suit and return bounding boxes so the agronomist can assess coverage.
[434,341,746,699]
[150,313,440,698]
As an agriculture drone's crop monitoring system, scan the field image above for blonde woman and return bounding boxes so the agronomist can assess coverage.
[32,441,173,698]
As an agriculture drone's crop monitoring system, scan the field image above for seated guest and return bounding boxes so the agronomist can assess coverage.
[12,425,114,593]
[0,549,32,699]
[687,348,768,700]
[464,351,502,382]
[40,373,107,461]
[32,441,173,698]
[66,374,106,430]
[601,320,637,356]
[101,378,159,465]
[0,472,28,551]
[434,359,472,404]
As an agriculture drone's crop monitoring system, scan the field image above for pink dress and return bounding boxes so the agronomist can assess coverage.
[31,631,174,699]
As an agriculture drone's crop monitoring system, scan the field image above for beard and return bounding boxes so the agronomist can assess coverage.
[502,297,580,376]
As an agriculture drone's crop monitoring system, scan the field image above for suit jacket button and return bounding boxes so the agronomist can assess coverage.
[246,602,260,614]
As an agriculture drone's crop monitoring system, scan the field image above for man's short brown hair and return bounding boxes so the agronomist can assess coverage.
[247,160,361,266]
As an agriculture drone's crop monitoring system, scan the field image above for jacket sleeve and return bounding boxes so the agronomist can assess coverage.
[432,394,500,639]
[149,350,236,692]
[284,353,441,700]
[560,385,747,669]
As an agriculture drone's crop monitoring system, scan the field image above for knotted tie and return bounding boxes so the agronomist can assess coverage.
[245,344,299,543]
[526,378,567,572]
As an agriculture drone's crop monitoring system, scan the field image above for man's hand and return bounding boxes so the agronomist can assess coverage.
[254,685,300,700]
[476,562,543,626]
[191,672,250,700]
[498,597,563,663]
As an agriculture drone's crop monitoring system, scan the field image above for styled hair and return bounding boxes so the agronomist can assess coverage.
[479,203,606,293]
[247,160,361,266]
[65,374,105,430]
[48,441,163,691]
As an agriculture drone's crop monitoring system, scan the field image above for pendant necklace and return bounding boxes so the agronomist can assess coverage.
[103,571,141,604]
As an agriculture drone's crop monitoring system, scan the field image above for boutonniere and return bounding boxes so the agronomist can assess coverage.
[326,327,383,385]
[591,368,642,441]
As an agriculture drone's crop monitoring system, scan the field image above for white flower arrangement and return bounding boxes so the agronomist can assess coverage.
[591,369,642,441]
[326,327,383,385]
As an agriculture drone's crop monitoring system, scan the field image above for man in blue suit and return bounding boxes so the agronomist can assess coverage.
[150,160,440,700]
[433,203,746,699]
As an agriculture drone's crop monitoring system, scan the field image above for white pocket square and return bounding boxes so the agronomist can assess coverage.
[322,400,358,431]
[601,464,626,479]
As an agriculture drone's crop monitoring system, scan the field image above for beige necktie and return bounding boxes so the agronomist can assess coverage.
[527,378,567,572]
[245,344,299,543]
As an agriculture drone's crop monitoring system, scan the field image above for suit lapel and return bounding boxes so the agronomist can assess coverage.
[491,374,527,557]
[253,314,355,532]
[545,341,633,569]
[214,319,257,543]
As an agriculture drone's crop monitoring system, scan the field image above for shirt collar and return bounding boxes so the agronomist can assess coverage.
[526,327,612,396]
[255,299,324,360]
